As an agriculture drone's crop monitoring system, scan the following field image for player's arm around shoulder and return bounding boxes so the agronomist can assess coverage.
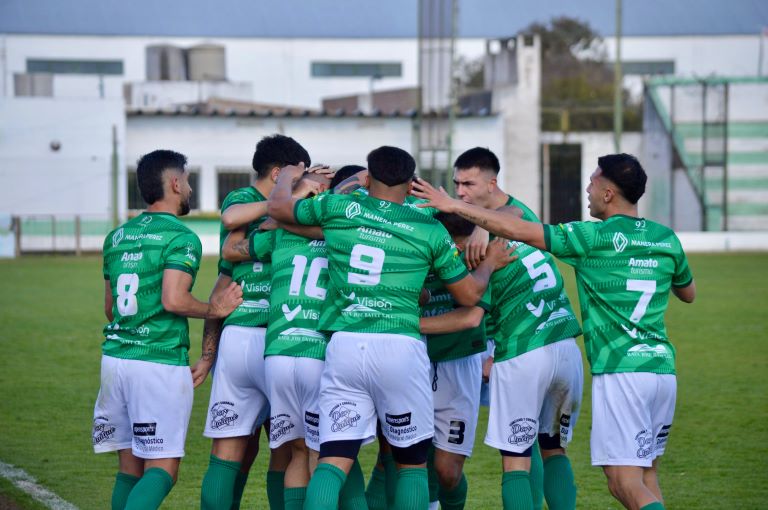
[268,163,308,224]
[420,305,485,335]
[445,238,516,306]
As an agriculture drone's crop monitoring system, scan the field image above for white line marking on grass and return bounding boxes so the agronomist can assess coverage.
[0,460,78,510]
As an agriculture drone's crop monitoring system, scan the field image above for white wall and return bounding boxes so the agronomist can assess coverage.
[0,97,126,217]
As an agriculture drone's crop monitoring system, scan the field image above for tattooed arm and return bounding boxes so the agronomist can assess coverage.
[190,274,233,388]
[222,228,251,262]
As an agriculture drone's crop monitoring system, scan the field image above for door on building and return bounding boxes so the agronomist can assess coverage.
[543,144,582,224]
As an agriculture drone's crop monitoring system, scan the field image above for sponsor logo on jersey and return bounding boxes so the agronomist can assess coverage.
[329,402,361,432]
[121,252,143,262]
[240,281,271,294]
[626,343,671,358]
[345,202,362,219]
[635,429,653,458]
[126,233,162,241]
[210,401,239,430]
[279,327,326,340]
[613,232,628,253]
[386,412,418,438]
[628,257,658,268]
[631,240,672,249]
[239,299,270,310]
[304,411,320,427]
[132,422,157,436]
[526,299,546,318]
[385,412,412,427]
[341,294,393,314]
[138,215,153,227]
[112,228,124,248]
[185,243,198,263]
[92,417,116,445]
[507,418,537,447]
[534,307,574,332]
[559,414,571,439]
[357,226,393,243]
[269,414,296,442]
[282,304,302,321]
[253,262,264,273]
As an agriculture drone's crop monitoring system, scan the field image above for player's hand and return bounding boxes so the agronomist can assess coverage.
[280,162,306,181]
[484,238,517,271]
[208,281,244,318]
[259,217,278,231]
[411,176,458,212]
[482,355,494,382]
[465,227,490,270]
[307,164,335,179]
[191,357,214,388]
[292,177,328,198]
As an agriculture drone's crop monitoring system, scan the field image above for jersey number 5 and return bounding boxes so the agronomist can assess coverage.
[116,273,139,316]
[521,251,556,292]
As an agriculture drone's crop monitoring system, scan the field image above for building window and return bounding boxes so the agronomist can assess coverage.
[311,62,402,78]
[217,169,253,208]
[27,59,124,75]
[620,61,675,76]
[127,167,199,211]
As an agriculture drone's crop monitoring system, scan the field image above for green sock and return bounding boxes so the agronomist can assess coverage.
[543,454,576,510]
[340,459,368,510]
[201,455,241,510]
[123,467,174,510]
[501,471,533,510]
[530,442,544,510]
[381,453,398,508]
[304,463,347,510]
[427,446,439,504]
[284,486,307,510]
[111,472,139,510]
[266,470,285,510]
[640,503,666,510]
[393,467,428,510]
[439,472,468,510]
[365,463,388,510]
[230,470,249,510]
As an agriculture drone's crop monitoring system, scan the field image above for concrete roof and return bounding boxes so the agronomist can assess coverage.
[2,0,767,38]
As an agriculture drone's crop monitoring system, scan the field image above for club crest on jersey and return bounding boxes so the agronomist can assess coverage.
[345,202,362,219]
[112,228,124,248]
[613,232,628,253]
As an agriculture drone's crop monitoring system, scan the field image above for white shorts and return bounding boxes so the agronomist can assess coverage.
[318,332,434,448]
[265,355,324,451]
[92,355,193,459]
[485,339,583,454]
[591,372,676,467]
[431,353,482,456]
[204,325,270,438]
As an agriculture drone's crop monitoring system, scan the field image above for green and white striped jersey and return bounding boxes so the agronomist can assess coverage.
[544,215,693,375]
[294,192,468,339]
[102,212,202,366]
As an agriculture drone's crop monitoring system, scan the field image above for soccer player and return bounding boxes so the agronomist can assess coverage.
[412,153,696,510]
[451,147,549,508]
[93,149,243,510]
[434,212,583,510]
[268,146,515,510]
[418,217,492,510]
[199,134,311,510]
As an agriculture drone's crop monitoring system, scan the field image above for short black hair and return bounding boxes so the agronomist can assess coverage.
[136,149,187,205]
[330,164,366,189]
[435,212,475,239]
[252,134,311,178]
[454,147,500,174]
[366,146,415,186]
[597,153,647,204]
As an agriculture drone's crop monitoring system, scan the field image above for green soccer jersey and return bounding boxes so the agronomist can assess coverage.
[294,192,468,339]
[102,212,202,366]
[544,215,693,375]
[259,229,331,360]
[218,186,272,328]
[422,272,490,362]
[352,187,438,216]
[484,195,541,340]
[489,241,582,363]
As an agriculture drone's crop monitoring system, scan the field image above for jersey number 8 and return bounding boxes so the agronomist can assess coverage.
[116,273,139,316]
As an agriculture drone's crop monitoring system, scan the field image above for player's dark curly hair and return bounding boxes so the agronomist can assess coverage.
[252,134,311,178]
[136,149,187,205]
[597,153,647,204]
[435,212,476,239]
[330,164,366,189]
[453,147,500,174]
[367,146,415,186]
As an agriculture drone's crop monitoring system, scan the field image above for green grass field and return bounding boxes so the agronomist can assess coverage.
[0,253,766,509]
